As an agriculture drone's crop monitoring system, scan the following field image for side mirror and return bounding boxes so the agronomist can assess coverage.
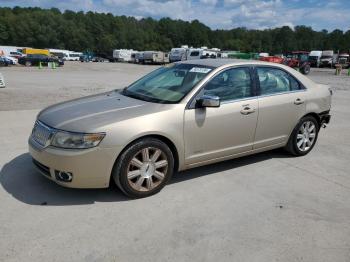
[196,95,220,108]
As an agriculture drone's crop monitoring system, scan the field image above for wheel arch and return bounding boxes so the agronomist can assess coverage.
[112,134,180,176]
[286,112,321,146]
[302,112,321,128]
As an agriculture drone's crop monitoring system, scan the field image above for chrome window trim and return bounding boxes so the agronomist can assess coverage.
[220,95,258,105]
[257,89,307,99]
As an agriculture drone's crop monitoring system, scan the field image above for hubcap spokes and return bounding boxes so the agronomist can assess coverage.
[127,147,168,192]
[296,121,316,152]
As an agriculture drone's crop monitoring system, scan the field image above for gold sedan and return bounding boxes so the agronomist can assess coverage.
[29,59,332,198]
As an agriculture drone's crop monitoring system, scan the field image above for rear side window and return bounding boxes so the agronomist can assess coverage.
[257,67,301,95]
[202,67,253,101]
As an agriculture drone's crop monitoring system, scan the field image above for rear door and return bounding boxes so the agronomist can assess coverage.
[253,66,306,149]
[184,66,258,166]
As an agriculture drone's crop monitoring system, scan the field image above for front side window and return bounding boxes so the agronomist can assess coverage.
[123,64,213,103]
[202,67,253,101]
[257,67,300,95]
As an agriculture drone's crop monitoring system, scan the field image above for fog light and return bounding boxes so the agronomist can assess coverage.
[55,170,73,182]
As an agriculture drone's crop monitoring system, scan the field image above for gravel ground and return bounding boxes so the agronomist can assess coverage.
[0,62,156,111]
[0,62,350,262]
[1,63,349,111]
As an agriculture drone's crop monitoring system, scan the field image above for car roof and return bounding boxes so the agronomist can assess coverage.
[177,58,280,68]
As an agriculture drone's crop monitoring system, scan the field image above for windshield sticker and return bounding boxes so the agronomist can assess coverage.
[189,67,212,74]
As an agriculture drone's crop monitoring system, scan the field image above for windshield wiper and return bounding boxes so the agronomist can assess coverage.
[122,88,175,104]
[122,89,147,101]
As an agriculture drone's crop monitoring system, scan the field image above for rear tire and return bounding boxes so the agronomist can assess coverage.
[301,64,310,75]
[112,138,174,198]
[285,116,319,156]
[25,61,32,67]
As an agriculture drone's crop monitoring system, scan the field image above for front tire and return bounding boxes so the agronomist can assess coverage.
[112,138,174,198]
[285,116,319,156]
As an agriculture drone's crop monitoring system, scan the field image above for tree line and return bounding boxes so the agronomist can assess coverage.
[0,6,349,56]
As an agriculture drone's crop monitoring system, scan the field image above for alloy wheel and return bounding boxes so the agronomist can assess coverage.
[127,147,168,192]
[296,121,316,152]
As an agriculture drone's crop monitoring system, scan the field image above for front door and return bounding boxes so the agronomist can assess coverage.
[184,67,258,166]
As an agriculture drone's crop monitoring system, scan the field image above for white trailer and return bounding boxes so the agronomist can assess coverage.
[112,49,135,62]
[0,45,24,56]
[187,48,203,60]
[65,51,83,61]
[143,51,169,64]
[201,49,218,59]
[169,47,189,62]
[187,48,219,60]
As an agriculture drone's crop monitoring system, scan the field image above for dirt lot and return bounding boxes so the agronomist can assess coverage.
[0,62,350,262]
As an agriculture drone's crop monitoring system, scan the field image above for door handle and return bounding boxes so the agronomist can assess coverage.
[294,98,304,105]
[240,107,256,115]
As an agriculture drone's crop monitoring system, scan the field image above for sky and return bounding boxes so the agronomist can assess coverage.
[0,0,349,31]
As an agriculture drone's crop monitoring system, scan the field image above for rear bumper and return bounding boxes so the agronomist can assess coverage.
[319,112,331,125]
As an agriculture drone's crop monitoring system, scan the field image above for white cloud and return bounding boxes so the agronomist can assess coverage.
[0,0,349,31]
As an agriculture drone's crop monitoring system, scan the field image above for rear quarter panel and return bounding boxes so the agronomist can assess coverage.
[305,83,332,114]
[280,66,332,115]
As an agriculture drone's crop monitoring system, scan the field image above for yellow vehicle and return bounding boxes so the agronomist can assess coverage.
[22,48,50,56]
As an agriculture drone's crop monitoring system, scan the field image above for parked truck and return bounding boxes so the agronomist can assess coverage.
[320,50,335,68]
[308,50,322,67]
[134,52,144,64]
[22,48,50,56]
[337,53,350,68]
[0,45,22,56]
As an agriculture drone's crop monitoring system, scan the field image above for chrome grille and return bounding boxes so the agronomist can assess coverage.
[31,121,53,147]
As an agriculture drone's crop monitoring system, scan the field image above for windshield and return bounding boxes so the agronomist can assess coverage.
[122,63,213,103]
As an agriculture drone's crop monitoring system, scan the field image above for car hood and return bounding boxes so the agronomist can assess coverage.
[38,91,172,132]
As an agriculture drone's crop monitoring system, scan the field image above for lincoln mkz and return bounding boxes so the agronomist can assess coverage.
[29,59,332,197]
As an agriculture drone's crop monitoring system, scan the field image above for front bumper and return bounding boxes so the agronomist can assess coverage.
[28,138,118,188]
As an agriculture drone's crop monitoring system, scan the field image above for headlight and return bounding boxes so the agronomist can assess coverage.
[51,131,105,149]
